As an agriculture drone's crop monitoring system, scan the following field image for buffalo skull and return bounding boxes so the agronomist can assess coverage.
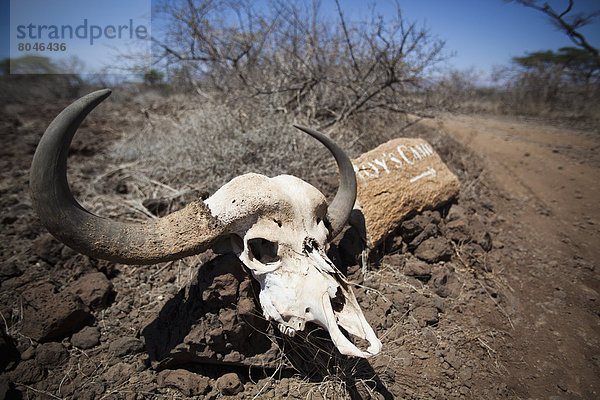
[30,89,381,357]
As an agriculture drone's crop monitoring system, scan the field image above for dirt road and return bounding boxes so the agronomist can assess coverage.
[428,114,600,398]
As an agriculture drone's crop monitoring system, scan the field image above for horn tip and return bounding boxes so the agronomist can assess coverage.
[292,124,322,138]
[95,88,112,98]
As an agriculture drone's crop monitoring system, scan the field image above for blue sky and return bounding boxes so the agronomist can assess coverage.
[1,0,599,79]
[5,0,151,74]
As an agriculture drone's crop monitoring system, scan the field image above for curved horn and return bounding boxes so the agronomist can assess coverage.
[293,125,357,239]
[30,89,225,264]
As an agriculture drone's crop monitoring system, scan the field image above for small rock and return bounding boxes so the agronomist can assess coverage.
[223,351,243,364]
[219,309,237,332]
[21,283,91,342]
[431,266,460,298]
[443,347,461,369]
[104,362,135,384]
[10,359,46,384]
[202,273,239,303]
[388,234,407,254]
[423,327,438,344]
[31,234,62,265]
[432,296,446,313]
[72,326,101,349]
[403,258,432,280]
[20,345,36,361]
[237,297,256,317]
[444,218,471,243]
[36,342,68,366]
[458,366,472,381]
[414,237,453,263]
[492,240,504,249]
[401,214,435,242]
[409,223,438,249]
[109,337,144,357]
[470,217,492,251]
[206,326,225,350]
[444,215,492,251]
[157,369,210,396]
[411,306,439,327]
[216,372,244,395]
[274,377,290,398]
[397,350,413,367]
[68,272,113,310]
[128,370,157,391]
[428,210,442,224]
[445,204,466,222]
[59,382,75,397]
[0,259,22,280]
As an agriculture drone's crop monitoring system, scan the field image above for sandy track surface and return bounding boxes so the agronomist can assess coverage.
[429,114,600,398]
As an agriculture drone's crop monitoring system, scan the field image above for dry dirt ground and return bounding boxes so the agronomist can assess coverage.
[0,92,599,399]
[425,114,600,398]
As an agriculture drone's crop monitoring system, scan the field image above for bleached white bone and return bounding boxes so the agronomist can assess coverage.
[206,174,381,357]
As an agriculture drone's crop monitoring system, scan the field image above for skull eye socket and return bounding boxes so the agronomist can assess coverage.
[247,238,279,264]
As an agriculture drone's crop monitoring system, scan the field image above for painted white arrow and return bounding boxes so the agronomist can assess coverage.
[410,166,437,183]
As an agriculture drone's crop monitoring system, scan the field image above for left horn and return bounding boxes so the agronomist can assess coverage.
[293,125,357,240]
[30,89,225,264]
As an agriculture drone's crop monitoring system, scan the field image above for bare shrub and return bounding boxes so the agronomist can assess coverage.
[110,94,344,197]
[105,91,457,208]
[152,0,447,129]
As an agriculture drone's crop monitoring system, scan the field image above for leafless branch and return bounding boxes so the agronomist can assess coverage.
[508,0,600,64]
[151,0,447,126]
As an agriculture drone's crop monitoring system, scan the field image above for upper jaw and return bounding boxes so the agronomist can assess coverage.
[266,248,382,358]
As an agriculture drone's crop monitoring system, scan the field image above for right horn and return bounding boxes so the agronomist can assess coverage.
[30,89,225,264]
[293,125,357,240]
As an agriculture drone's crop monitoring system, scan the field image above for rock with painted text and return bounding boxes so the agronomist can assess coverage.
[352,138,460,247]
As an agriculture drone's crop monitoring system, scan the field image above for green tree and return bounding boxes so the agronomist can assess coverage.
[502,46,599,112]
[513,47,599,85]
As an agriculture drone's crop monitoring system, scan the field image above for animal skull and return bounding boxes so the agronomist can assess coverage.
[29,89,381,357]
[206,174,381,357]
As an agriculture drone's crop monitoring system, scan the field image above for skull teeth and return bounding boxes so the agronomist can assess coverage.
[278,323,296,337]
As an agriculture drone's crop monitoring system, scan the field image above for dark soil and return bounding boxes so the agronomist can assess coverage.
[0,89,598,399]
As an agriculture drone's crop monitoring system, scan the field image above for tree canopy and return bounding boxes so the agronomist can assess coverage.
[513,47,599,84]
